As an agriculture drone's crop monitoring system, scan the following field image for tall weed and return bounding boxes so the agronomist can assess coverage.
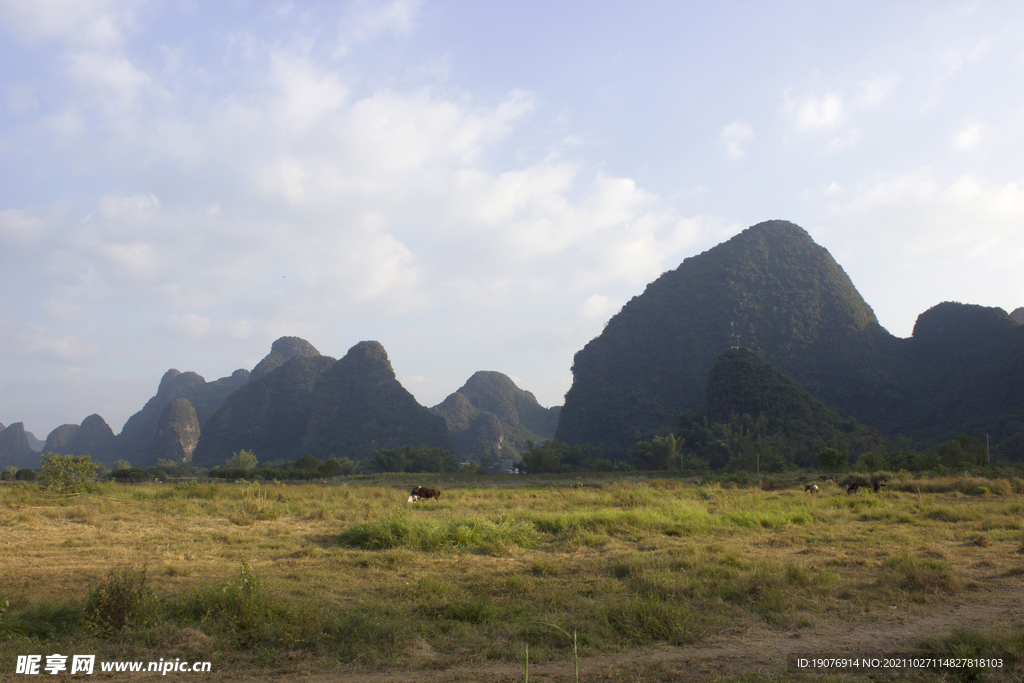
[85,565,152,632]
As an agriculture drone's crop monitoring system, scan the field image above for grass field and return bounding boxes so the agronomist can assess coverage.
[1,472,1023,681]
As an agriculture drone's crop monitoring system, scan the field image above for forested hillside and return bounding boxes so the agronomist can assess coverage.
[557,220,1024,460]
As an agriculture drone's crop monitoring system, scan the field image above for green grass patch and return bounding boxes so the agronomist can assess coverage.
[337,513,539,552]
[880,552,961,595]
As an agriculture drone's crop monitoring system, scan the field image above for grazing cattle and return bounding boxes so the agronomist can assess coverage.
[804,484,819,494]
[847,482,866,494]
[411,486,441,500]
[872,478,885,493]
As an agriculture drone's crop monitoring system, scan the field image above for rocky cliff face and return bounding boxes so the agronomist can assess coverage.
[148,399,200,464]
[114,367,249,464]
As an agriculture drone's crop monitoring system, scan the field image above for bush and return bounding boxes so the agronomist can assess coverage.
[40,453,98,492]
[226,450,258,470]
[85,566,151,632]
[109,467,149,483]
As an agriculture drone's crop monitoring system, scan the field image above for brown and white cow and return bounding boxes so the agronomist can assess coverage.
[410,486,441,500]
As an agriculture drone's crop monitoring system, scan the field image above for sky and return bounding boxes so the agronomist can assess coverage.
[2,0,1023,438]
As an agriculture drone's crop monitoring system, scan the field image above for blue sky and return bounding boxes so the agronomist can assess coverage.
[2,0,1023,438]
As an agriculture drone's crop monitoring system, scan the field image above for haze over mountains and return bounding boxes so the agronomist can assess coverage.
[2,220,1022,470]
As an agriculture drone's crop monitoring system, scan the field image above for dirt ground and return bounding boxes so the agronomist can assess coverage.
[85,583,1021,683]
[309,585,1022,682]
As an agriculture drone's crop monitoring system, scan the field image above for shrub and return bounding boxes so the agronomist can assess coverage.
[14,468,36,481]
[110,467,149,483]
[40,453,98,493]
[226,450,258,470]
[85,566,151,632]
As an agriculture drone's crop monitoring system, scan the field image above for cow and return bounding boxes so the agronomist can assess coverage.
[804,483,819,494]
[872,477,885,493]
[847,482,867,494]
[411,486,441,500]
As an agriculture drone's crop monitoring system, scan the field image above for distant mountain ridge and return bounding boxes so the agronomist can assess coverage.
[432,371,559,469]
[7,339,551,471]
[192,353,336,465]
[300,341,452,460]
[115,367,250,465]
[193,340,452,466]
[0,423,39,469]
[9,219,1021,469]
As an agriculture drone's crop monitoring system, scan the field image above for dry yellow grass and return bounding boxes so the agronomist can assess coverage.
[1,474,1022,679]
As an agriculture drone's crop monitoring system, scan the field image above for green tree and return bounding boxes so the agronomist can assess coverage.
[1,465,17,481]
[937,435,986,471]
[295,454,319,471]
[517,441,567,473]
[113,459,131,471]
[631,434,680,470]
[817,447,846,479]
[319,457,343,478]
[40,452,99,493]
[226,450,258,470]
[516,440,603,473]
[110,467,149,483]
[461,460,484,475]
[369,446,460,474]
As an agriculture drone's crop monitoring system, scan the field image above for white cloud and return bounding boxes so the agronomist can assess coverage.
[335,0,423,56]
[952,121,985,150]
[835,168,1024,259]
[65,50,151,112]
[580,294,620,320]
[783,90,845,131]
[0,0,134,48]
[721,121,753,159]
[269,51,349,130]
[0,317,99,363]
[163,313,212,339]
[855,74,899,107]
[0,209,47,243]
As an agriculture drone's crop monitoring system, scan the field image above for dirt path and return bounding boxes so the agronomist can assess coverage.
[198,584,1021,683]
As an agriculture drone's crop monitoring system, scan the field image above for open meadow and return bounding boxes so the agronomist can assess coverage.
[1,473,1023,682]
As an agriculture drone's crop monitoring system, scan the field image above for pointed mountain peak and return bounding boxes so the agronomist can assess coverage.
[250,336,321,381]
[157,369,182,395]
[333,341,394,377]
